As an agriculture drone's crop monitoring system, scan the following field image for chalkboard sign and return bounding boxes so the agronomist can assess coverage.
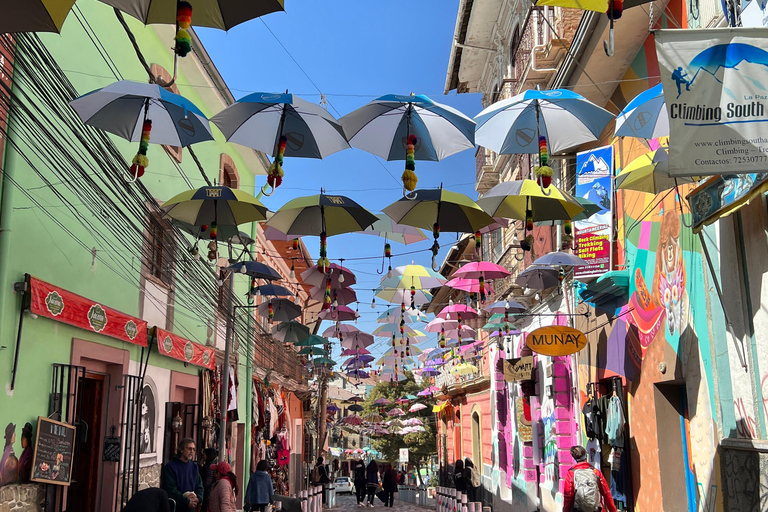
[30,416,76,486]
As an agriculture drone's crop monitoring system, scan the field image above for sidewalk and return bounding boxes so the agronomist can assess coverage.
[326,492,434,512]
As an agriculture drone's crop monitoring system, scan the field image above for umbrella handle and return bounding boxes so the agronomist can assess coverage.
[261,181,277,196]
[403,187,418,200]
[121,166,140,183]
[538,177,552,196]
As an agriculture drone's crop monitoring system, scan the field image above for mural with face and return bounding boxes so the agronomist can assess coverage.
[652,203,688,336]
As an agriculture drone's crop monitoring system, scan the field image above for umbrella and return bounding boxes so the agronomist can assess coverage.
[249,283,294,297]
[347,370,370,379]
[272,321,310,344]
[258,299,301,322]
[343,415,363,426]
[615,147,698,194]
[263,226,303,242]
[532,251,589,267]
[453,363,478,375]
[406,394,419,400]
[373,398,392,405]
[344,355,375,366]
[437,304,479,321]
[454,261,510,280]
[388,408,406,417]
[340,93,475,195]
[349,396,365,403]
[326,404,340,413]
[417,387,437,397]
[312,357,337,367]
[615,84,668,139]
[295,335,327,347]
[363,413,383,423]
[322,324,361,338]
[409,404,427,414]
[419,367,441,377]
[376,355,414,366]
[341,347,371,356]
[403,418,423,426]
[373,324,420,337]
[349,404,364,412]
[356,213,428,245]
[474,89,613,155]
[484,300,527,315]
[101,0,284,30]
[533,197,603,226]
[301,263,357,288]
[298,346,327,356]
[477,180,584,222]
[309,286,357,306]
[340,332,375,349]
[174,221,252,244]
[444,326,478,339]
[515,266,560,289]
[228,261,281,281]
[162,186,269,226]
[490,329,522,337]
[1,0,76,33]
[377,307,429,324]
[318,306,359,322]
[458,340,484,355]
[387,264,447,289]
[374,287,433,306]
[444,277,496,295]
[383,188,495,233]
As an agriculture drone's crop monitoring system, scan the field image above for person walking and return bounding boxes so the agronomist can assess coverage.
[452,460,466,494]
[245,460,274,512]
[353,457,367,507]
[563,446,617,512]
[200,448,218,512]
[161,438,204,510]
[365,460,380,508]
[123,487,172,512]
[464,458,481,503]
[208,461,239,512]
[382,464,398,507]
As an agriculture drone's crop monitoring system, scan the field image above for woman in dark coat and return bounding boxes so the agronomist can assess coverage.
[464,458,479,502]
[365,460,380,507]
[452,459,467,493]
[382,464,399,507]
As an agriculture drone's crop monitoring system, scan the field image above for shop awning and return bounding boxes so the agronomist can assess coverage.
[578,270,629,309]
[29,276,148,347]
[155,327,216,370]
[689,174,768,233]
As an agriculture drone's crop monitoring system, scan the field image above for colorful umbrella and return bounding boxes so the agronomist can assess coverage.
[258,298,301,322]
[1,0,76,33]
[363,413,383,423]
[377,307,429,324]
[444,277,496,295]
[402,418,423,426]
[343,355,375,367]
[356,213,428,245]
[373,324,420,337]
[453,363,478,375]
[343,415,363,426]
[484,300,527,315]
[387,408,406,417]
[373,398,392,406]
[476,180,584,222]
[248,283,294,298]
[162,186,269,226]
[349,396,366,403]
[418,367,441,377]
[341,347,371,356]
[347,370,369,379]
[309,286,357,306]
[616,147,698,194]
[454,261,511,280]
[444,326,478,340]
[302,263,357,288]
[272,321,310,344]
[318,306,359,322]
[386,264,448,289]
[425,318,458,333]
[349,404,364,412]
[322,324,361,338]
[298,346,327,356]
[312,357,337,367]
[326,404,340,413]
[437,304,479,320]
[615,84,668,139]
[532,251,589,267]
[515,266,560,290]
[339,332,375,349]
[374,287,434,306]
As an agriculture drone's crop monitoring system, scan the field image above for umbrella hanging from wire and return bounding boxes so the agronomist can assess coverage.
[318,305,359,322]
[272,321,310,344]
[258,298,302,322]
[515,266,561,290]
[615,147,699,194]
[1,0,77,33]
[615,84,668,139]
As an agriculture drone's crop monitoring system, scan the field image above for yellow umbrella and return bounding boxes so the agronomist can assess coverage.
[1,0,76,33]
[477,180,585,221]
[453,363,478,375]
[616,147,699,194]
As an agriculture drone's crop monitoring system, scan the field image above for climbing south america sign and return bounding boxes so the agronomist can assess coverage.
[656,28,768,176]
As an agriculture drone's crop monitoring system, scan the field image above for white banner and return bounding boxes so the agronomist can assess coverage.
[399,448,409,463]
[656,28,768,176]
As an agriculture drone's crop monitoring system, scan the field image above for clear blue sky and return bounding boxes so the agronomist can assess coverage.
[199,0,484,374]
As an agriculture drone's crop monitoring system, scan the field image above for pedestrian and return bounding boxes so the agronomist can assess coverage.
[452,460,466,494]
[464,458,481,503]
[123,487,172,512]
[313,457,331,505]
[353,457,367,507]
[208,461,239,512]
[161,438,204,510]
[245,460,274,512]
[366,459,380,508]
[563,446,617,512]
[200,448,219,512]
[382,463,398,507]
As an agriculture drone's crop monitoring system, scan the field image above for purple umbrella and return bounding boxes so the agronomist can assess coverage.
[419,367,441,377]
[347,370,370,379]
[318,305,359,321]
[309,286,357,306]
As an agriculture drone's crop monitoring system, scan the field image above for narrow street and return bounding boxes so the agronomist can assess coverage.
[327,491,434,512]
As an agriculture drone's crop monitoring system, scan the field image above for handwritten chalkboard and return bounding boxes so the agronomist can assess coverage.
[30,417,75,486]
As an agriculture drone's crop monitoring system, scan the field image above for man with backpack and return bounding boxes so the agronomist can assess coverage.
[563,446,617,512]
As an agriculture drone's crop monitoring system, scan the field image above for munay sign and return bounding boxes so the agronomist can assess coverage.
[656,28,768,176]
[525,326,587,356]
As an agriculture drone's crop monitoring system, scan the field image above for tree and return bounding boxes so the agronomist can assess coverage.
[362,372,437,486]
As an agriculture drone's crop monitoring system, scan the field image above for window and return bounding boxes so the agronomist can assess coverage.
[220,153,240,189]
[150,64,182,163]
[144,214,174,286]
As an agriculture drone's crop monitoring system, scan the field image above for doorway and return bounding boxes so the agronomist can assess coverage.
[654,383,696,512]
[67,373,105,512]
[471,411,481,467]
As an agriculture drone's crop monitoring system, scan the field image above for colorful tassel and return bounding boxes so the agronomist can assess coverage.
[384,243,391,258]
[318,232,329,271]
[401,134,418,191]
[525,210,534,232]
[564,219,572,236]
[401,301,406,314]
[268,136,287,190]
[433,223,440,239]
[535,136,553,188]
[174,2,193,57]
[607,0,624,18]
[475,231,481,251]
[410,284,416,310]
[209,221,218,240]
[268,302,274,321]
[479,276,486,302]
[292,238,299,250]
[130,120,151,179]
[392,333,397,347]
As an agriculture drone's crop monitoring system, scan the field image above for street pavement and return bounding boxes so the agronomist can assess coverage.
[327,491,434,512]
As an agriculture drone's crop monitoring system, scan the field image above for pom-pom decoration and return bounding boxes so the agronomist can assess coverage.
[564,219,572,236]
[401,134,418,192]
[525,210,534,232]
[433,223,440,239]
[292,238,299,250]
[268,302,274,321]
[475,231,481,251]
[607,0,624,18]
[317,232,330,271]
[384,243,391,258]
[401,301,406,314]
[174,2,193,57]
[535,136,553,188]
[410,284,416,309]
[267,136,287,191]
[209,222,218,240]
[130,120,152,179]
[479,275,486,302]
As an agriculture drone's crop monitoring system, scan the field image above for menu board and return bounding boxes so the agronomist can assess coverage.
[30,417,76,486]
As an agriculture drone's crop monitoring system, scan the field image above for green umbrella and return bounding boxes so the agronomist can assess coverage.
[294,335,328,347]
[272,321,311,344]
[299,346,327,356]
[405,394,419,400]
[534,197,602,225]
[312,357,337,367]
[162,185,269,226]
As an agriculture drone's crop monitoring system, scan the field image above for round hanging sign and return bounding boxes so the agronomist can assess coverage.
[525,325,587,356]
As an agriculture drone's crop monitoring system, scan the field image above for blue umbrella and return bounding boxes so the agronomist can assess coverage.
[614,84,668,139]
[227,261,281,281]
[474,89,613,155]
[251,283,294,297]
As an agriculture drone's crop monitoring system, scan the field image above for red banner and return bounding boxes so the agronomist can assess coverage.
[29,276,148,347]
[155,327,215,370]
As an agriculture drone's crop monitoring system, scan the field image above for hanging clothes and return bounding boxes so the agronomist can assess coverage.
[268,397,279,438]
[605,395,625,447]
[227,365,239,422]
[582,396,603,440]
[610,446,629,507]
[585,438,601,470]
[597,396,610,445]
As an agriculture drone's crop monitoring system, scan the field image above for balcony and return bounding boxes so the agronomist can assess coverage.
[475,147,499,195]
[252,326,309,388]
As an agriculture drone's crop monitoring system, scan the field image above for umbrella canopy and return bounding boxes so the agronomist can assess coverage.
[343,415,363,425]
[258,298,301,322]
[356,213,428,245]
[383,188,495,233]
[344,355,375,366]
[615,84,668,139]
[377,307,429,324]
[228,261,281,281]
[484,300,527,315]
[340,93,475,162]
[272,321,310,344]
[388,264,447,289]
[347,370,369,379]
[387,408,406,417]
[341,347,371,356]
[373,324,420,337]
[298,346,327,356]
[312,357,337,367]
[349,396,365,403]
[445,326,478,339]
[211,92,349,158]
[70,81,213,147]
[474,89,613,155]
[532,251,589,267]
[437,304,479,320]
[418,367,441,377]
[453,363,478,375]
[374,287,433,306]
[616,147,698,194]
[373,398,392,405]
[250,283,294,297]
[444,277,496,295]
[477,180,584,221]
[301,263,357,288]
[425,318,458,333]
[454,261,510,280]
[322,324,361,338]
[326,404,340,413]
[405,394,419,400]
[174,221,253,243]
[339,332,375,349]
[1,0,76,33]
[308,286,357,306]
[348,404,364,412]
[533,197,603,226]
[490,329,522,337]
[101,0,284,30]
[363,413,383,422]
[267,194,378,237]
[295,335,328,347]
[162,186,269,226]
[318,305,359,322]
[402,418,423,426]
[263,226,303,242]
[515,266,560,289]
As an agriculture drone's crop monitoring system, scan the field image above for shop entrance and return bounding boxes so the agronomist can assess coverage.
[67,373,105,512]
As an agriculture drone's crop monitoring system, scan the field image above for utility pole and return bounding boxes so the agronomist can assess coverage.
[218,272,234,459]
[317,375,329,461]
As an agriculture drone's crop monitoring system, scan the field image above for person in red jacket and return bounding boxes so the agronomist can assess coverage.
[563,446,617,512]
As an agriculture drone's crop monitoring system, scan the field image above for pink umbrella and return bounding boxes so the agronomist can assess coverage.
[322,324,361,338]
[340,332,375,349]
[309,286,357,306]
[454,261,511,280]
[445,326,477,339]
[479,217,510,234]
[318,305,359,321]
[388,408,406,417]
[396,397,410,404]
[343,415,363,426]
[445,277,496,295]
[374,398,392,405]
[437,304,478,320]
[457,340,484,355]
[341,347,371,356]
[490,329,521,337]
[409,403,427,412]
[302,263,357,288]
[425,318,458,333]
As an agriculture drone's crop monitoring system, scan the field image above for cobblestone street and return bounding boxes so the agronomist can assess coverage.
[327,491,434,512]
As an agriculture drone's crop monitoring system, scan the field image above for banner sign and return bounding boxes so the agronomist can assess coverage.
[525,326,587,356]
[29,276,147,347]
[657,28,768,176]
[399,448,409,463]
[575,145,613,278]
[688,173,768,232]
[503,356,535,381]
[155,327,216,370]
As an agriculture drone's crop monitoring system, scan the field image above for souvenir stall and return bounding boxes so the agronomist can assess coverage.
[252,379,292,495]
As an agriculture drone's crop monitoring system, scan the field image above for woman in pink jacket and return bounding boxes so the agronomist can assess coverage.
[208,462,239,512]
